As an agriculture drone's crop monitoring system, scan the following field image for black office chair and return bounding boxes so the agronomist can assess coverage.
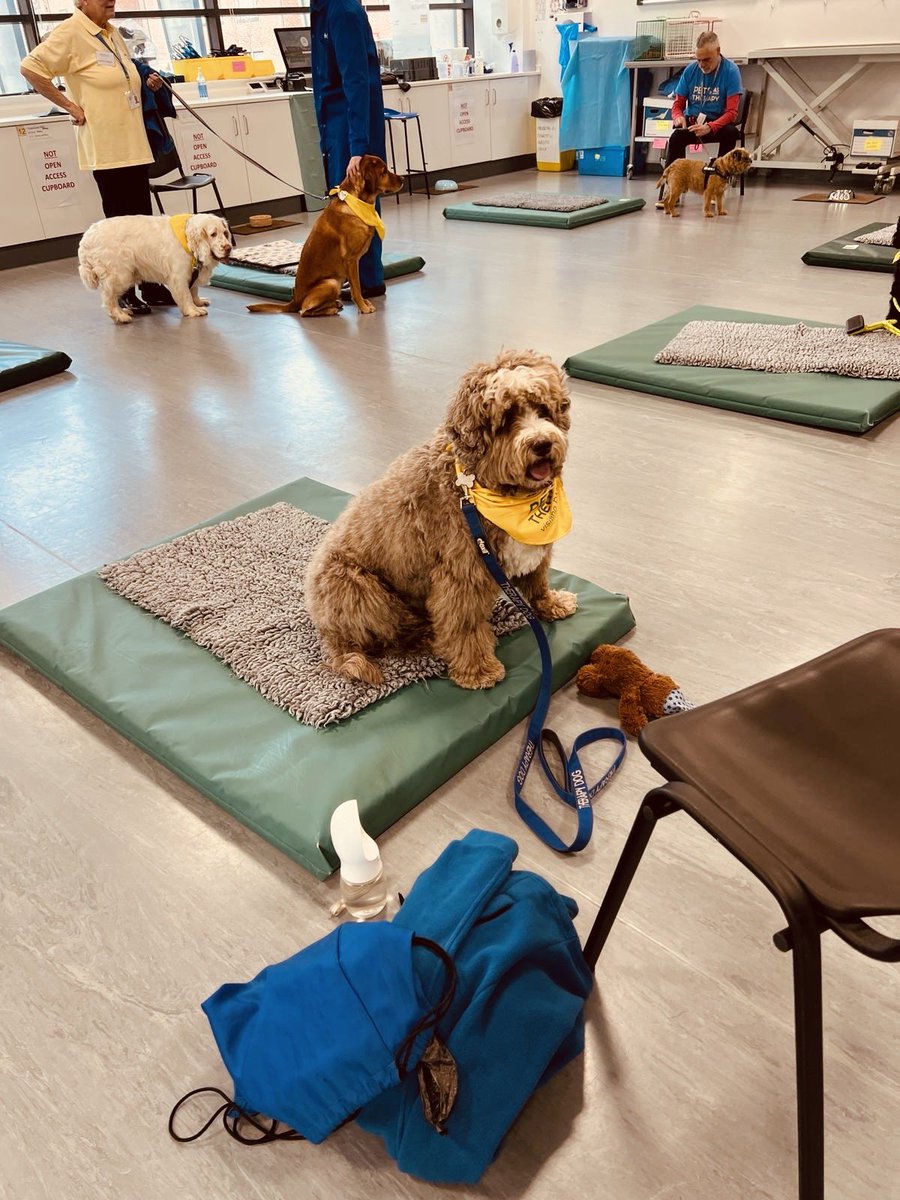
[583,629,900,1200]
[148,146,226,216]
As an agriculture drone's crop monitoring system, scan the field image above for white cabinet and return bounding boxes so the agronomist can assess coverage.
[0,126,45,247]
[448,81,492,167]
[241,100,303,203]
[488,75,536,159]
[9,119,104,240]
[382,86,453,178]
[171,99,303,213]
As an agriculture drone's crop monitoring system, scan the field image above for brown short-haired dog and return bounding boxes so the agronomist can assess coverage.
[248,154,403,316]
[305,350,577,690]
[660,147,752,218]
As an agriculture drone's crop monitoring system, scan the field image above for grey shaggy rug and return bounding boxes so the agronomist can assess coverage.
[655,320,900,380]
[98,503,525,728]
[854,224,897,246]
[229,239,303,273]
[472,192,607,212]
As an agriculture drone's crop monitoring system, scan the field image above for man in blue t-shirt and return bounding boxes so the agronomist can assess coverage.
[660,32,744,186]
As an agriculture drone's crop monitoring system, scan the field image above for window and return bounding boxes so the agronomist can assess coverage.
[1,0,472,94]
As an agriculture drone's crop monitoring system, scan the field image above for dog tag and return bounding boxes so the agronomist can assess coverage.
[126,89,140,109]
[96,50,115,65]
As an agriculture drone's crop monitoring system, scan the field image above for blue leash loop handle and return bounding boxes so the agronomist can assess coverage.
[460,499,626,853]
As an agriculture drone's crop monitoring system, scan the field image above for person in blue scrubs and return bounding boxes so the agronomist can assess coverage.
[311,0,387,297]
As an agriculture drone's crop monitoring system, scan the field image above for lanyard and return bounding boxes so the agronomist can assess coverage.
[94,30,132,86]
[460,498,626,853]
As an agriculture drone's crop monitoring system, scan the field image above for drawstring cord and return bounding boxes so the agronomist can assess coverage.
[168,935,458,1144]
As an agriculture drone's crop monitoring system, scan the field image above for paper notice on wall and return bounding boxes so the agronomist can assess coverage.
[535,119,559,159]
[389,0,430,57]
[452,93,475,141]
[184,123,221,174]
[20,124,79,209]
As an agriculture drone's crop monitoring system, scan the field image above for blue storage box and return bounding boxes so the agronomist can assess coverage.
[576,146,628,177]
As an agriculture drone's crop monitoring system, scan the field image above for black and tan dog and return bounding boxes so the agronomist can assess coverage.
[660,147,753,218]
[248,154,403,316]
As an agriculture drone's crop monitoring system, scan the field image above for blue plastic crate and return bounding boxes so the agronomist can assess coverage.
[576,146,628,177]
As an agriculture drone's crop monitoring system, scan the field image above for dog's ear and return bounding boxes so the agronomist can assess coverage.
[361,155,383,193]
[444,360,502,466]
[186,215,216,263]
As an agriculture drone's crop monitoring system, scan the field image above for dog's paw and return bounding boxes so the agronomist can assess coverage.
[183,306,208,318]
[111,309,133,324]
[195,297,210,307]
[331,651,384,686]
[450,656,506,690]
[358,300,376,315]
[533,589,578,621]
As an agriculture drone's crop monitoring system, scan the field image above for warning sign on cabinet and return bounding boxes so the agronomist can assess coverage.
[20,124,79,209]
[452,93,475,141]
[185,125,220,173]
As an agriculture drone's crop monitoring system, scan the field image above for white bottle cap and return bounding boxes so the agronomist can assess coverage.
[330,799,383,886]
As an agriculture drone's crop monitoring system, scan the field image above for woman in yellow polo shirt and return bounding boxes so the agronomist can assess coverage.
[21,0,168,312]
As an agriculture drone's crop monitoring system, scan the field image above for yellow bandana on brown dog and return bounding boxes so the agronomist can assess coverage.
[454,459,572,545]
[329,188,386,241]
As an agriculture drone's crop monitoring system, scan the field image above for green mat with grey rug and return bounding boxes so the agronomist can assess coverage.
[801,223,898,273]
[0,478,635,879]
[564,305,900,433]
[443,196,645,229]
[210,252,426,299]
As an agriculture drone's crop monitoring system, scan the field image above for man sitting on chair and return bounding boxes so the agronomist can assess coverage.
[657,32,744,208]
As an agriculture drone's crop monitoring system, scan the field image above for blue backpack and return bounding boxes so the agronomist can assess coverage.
[170,829,592,1184]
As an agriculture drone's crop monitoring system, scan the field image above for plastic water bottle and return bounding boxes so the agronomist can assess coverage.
[509,43,519,73]
[329,799,388,921]
[196,68,208,100]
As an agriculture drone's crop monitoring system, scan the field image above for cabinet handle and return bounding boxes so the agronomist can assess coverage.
[492,88,497,105]
[242,113,249,136]
[232,114,239,137]
[485,87,489,106]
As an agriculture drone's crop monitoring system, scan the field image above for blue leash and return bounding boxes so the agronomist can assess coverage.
[460,498,626,853]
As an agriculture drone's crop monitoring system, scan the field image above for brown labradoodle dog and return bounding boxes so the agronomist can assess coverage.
[660,147,753,218]
[305,350,577,690]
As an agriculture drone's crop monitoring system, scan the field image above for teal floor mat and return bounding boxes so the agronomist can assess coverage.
[211,252,425,299]
[0,478,635,879]
[801,223,897,273]
[564,305,900,434]
[443,197,645,228]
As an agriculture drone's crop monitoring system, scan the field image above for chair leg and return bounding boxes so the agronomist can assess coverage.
[386,121,400,206]
[211,181,226,219]
[402,122,412,198]
[582,790,677,969]
[152,191,164,215]
[415,116,430,198]
[774,923,825,1200]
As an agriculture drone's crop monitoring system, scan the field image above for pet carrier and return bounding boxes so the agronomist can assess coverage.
[634,18,666,61]
[664,11,720,59]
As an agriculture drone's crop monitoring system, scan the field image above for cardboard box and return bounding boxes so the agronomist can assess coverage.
[576,146,627,176]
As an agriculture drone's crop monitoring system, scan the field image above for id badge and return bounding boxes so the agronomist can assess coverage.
[96,50,115,65]
[126,90,140,109]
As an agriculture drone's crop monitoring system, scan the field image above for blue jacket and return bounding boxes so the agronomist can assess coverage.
[134,61,176,158]
[310,0,384,157]
[357,830,593,1184]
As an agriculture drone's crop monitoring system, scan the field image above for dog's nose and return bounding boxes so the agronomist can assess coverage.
[531,439,553,457]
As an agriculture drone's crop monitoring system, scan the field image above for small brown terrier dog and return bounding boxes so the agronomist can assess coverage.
[248,154,403,316]
[660,147,753,218]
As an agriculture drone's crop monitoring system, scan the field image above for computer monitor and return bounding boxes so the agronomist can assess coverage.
[274,28,312,75]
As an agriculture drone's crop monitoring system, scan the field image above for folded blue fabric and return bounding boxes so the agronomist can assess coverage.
[560,35,634,153]
[201,922,426,1143]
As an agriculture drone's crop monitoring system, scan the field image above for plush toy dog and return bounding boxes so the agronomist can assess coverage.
[576,645,694,737]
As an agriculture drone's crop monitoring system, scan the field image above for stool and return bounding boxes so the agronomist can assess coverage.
[383,108,430,202]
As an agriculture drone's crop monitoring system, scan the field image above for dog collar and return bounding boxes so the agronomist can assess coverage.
[169,213,199,283]
[329,187,386,241]
[452,454,572,546]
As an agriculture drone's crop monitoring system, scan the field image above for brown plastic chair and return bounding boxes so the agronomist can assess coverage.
[584,629,900,1200]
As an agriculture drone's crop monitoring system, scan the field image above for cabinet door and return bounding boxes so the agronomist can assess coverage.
[0,126,46,247]
[489,75,538,159]
[241,100,304,204]
[447,81,492,167]
[404,86,454,174]
[174,104,251,209]
[14,120,103,240]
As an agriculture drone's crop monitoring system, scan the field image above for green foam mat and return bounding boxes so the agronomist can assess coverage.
[210,253,425,299]
[801,223,897,273]
[0,478,635,879]
[564,305,900,434]
[1,341,71,393]
[442,196,645,228]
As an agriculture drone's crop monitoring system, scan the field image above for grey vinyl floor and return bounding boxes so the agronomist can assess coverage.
[1,169,899,1200]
